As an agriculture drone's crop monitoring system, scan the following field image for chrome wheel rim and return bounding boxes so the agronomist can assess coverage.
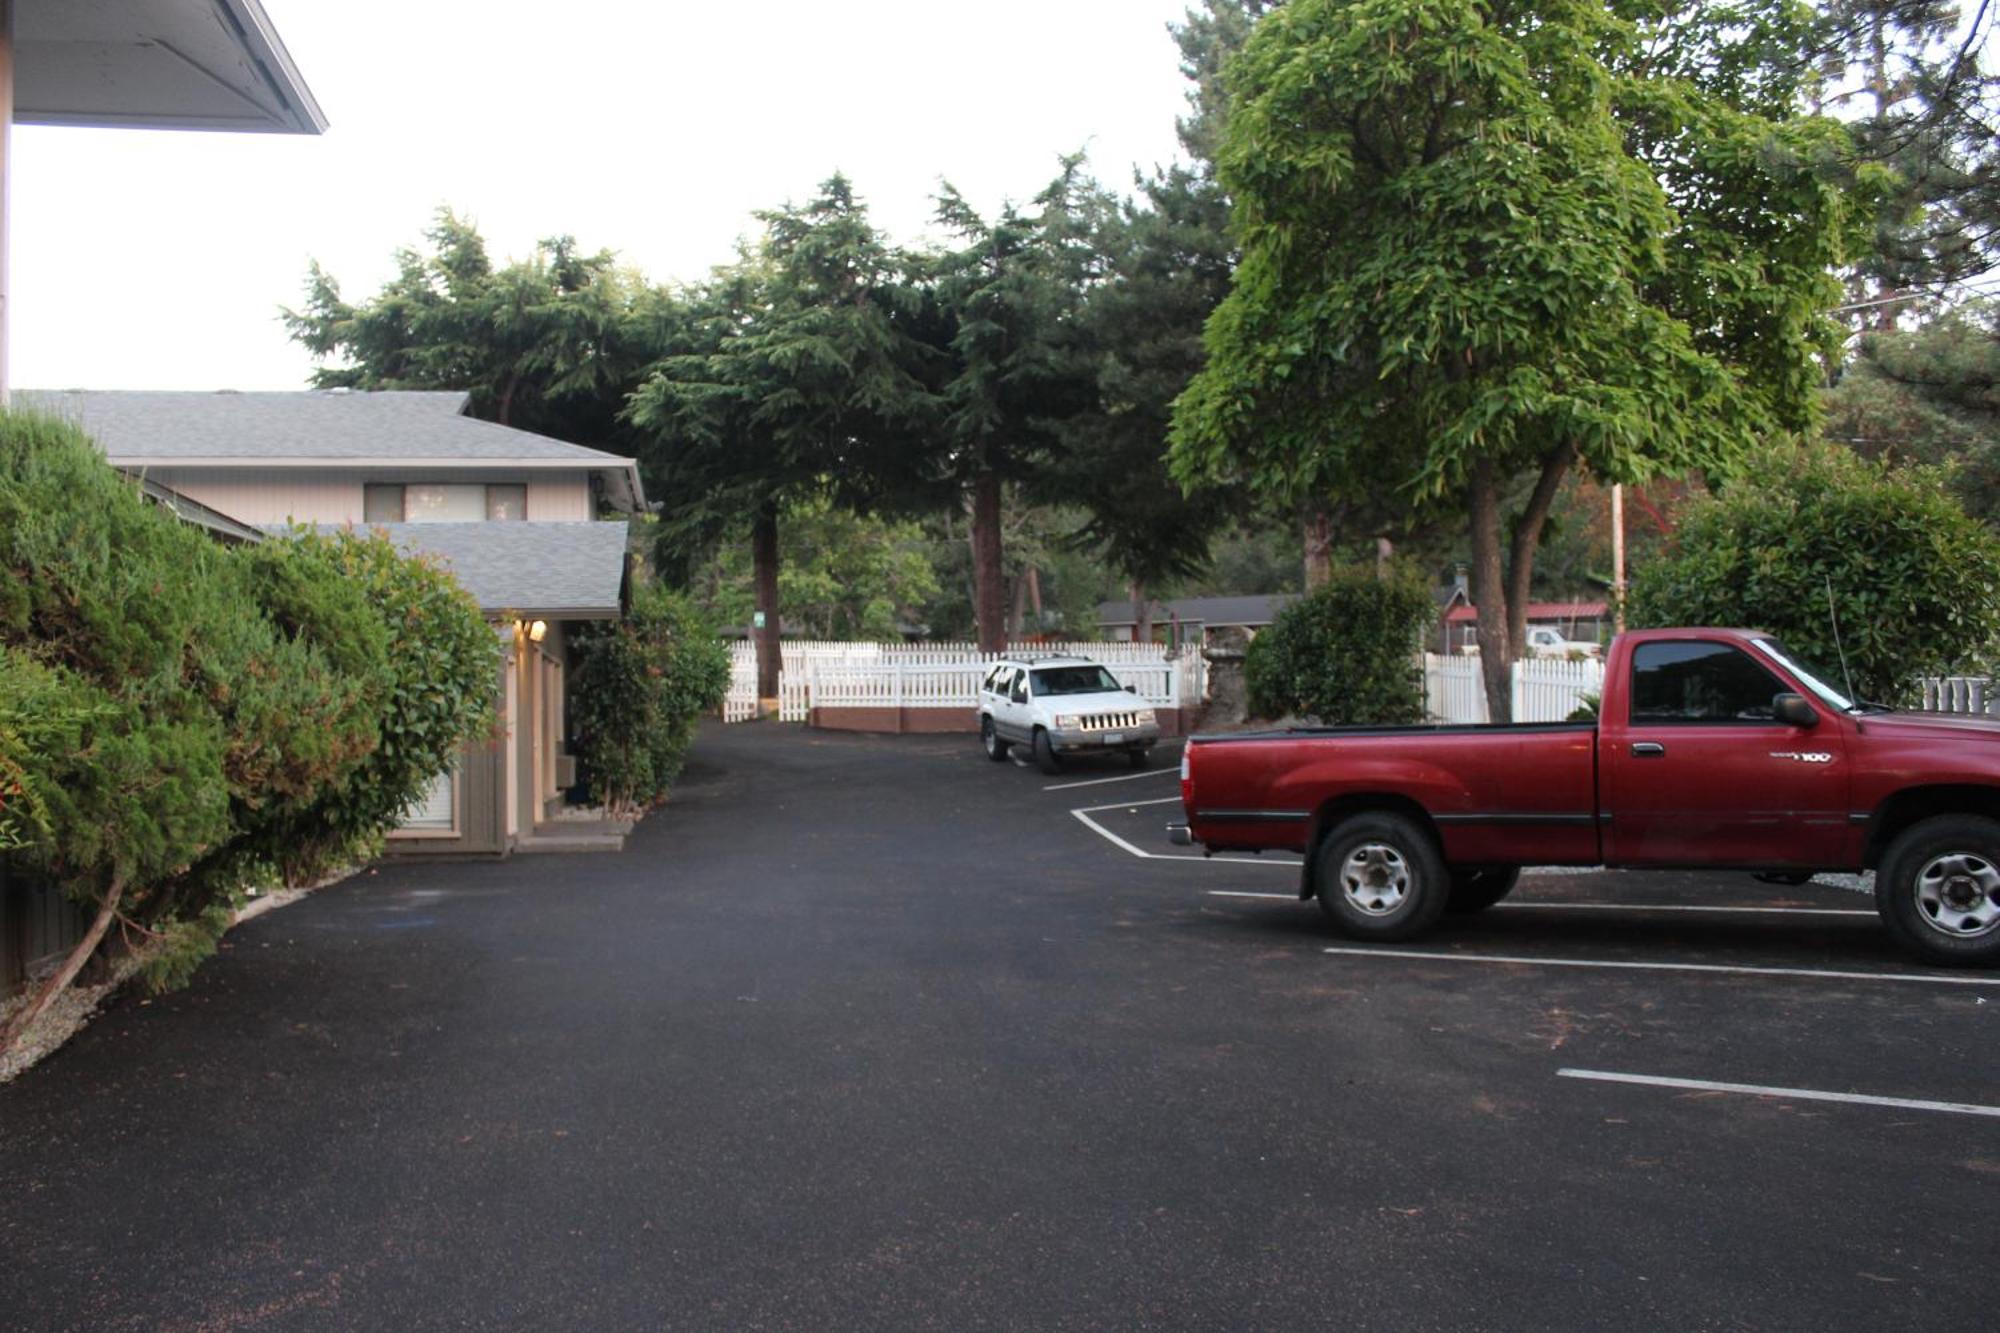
[1340,842,1411,916]
[983,721,999,755]
[1914,852,2000,939]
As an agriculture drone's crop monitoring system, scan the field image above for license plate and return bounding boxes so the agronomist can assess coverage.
[1102,732,1124,745]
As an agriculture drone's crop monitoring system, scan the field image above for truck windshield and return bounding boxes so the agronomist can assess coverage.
[1754,639,1858,712]
[1032,666,1123,696]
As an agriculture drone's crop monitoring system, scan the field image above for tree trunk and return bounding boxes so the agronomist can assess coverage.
[1132,577,1152,645]
[1504,443,1577,671]
[1467,462,1512,722]
[1026,566,1044,630]
[1009,567,1031,639]
[1302,506,1333,590]
[0,875,125,1062]
[971,470,1007,653]
[752,504,781,703]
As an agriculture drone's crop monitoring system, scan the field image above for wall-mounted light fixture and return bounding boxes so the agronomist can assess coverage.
[527,619,548,643]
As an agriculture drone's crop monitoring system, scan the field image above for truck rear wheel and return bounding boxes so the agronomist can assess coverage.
[1876,815,2000,967]
[1315,812,1449,941]
[1448,867,1520,914]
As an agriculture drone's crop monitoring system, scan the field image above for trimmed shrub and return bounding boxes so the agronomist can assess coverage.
[1626,442,2000,703]
[0,411,495,1019]
[240,527,497,884]
[1246,565,1437,724]
[568,582,730,816]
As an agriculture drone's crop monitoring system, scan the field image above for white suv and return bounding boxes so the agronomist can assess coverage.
[978,656,1161,774]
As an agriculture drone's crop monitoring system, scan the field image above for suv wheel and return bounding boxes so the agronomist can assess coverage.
[1033,728,1063,776]
[981,716,1009,763]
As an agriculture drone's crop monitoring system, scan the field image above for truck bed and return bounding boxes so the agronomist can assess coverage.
[1184,723,1601,865]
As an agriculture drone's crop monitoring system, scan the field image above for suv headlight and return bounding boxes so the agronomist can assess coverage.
[1053,714,1083,730]
[1136,708,1157,724]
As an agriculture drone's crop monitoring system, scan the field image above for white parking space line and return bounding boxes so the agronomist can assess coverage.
[1499,903,1877,917]
[1043,768,1180,793]
[1206,893,1873,916]
[1321,946,2000,987]
[1557,1068,2000,1119]
[1070,796,1302,867]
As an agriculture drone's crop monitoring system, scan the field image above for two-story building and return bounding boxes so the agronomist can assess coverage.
[23,387,645,857]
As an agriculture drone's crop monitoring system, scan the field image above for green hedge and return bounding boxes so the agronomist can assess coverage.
[568,582,730,815]
[0,411,495,991]
[1246,565,1436,724]
[1627,442,2000,703]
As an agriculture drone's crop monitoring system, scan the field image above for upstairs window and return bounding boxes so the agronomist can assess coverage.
[363,483,529,523]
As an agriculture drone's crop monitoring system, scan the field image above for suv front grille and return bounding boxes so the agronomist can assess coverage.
[1079,712,1144,732]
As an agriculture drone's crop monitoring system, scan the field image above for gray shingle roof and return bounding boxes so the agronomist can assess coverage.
[18,388,629,463]
[327,521,632,618]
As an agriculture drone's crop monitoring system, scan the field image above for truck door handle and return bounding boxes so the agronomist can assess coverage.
[1631,742,1666,758]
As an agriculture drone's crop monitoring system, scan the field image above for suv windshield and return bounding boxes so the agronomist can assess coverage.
[1754,638,1860,712]
[1031,665,1123,697]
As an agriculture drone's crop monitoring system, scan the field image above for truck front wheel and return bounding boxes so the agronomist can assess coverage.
[1315,812,1449,941]
[1877,815,2000,967]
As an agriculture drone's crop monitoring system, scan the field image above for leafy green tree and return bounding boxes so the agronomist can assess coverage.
[1245,565,1436,723]
[1627,441,2000,700]
[1172,0,1866,719]
[286,209,669,451]
[693,497,941,641]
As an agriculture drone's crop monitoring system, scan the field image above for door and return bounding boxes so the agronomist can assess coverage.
[1601,639,1850,866]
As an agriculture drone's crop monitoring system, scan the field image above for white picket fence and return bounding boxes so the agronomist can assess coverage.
[1922,677,1993,714]
[724,640,1205,723]
[1424,654,1603,724]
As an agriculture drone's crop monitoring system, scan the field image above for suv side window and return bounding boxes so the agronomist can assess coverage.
[1010,670,1029,704]
[982,665,1006,695]
[1630,641,1788,723]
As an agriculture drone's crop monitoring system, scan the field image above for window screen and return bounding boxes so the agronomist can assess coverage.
[363,483,405,523]
[1630,641,1788,723]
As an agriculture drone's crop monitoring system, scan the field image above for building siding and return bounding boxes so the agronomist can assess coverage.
[138,468,594,527]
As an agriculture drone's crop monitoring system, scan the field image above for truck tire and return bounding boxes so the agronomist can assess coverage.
[1315,812,1450,941]
[981,716,1010,763]
[1033,728,1063,776]
[1876,815,2000,967]
[1448,867,1520,914]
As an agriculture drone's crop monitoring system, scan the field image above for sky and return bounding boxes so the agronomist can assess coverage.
[14,0,1198,393]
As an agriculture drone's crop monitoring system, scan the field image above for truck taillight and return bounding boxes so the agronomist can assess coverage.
[1180,744,1193,808]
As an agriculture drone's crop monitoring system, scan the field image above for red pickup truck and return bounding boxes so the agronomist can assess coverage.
[1172,628,2000,966]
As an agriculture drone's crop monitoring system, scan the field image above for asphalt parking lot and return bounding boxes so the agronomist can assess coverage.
[2,722,1994,1330]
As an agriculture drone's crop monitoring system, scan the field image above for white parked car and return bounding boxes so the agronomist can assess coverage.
[1525,626,1603,658]
[978,656,1161,774]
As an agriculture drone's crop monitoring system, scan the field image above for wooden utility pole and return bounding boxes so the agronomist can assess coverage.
[1611,482,1626,632]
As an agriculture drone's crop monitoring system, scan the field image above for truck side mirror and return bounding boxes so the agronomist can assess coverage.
[1773,693,1817,728]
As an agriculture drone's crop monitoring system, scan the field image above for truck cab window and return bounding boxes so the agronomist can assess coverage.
[1631,641,1787,723]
